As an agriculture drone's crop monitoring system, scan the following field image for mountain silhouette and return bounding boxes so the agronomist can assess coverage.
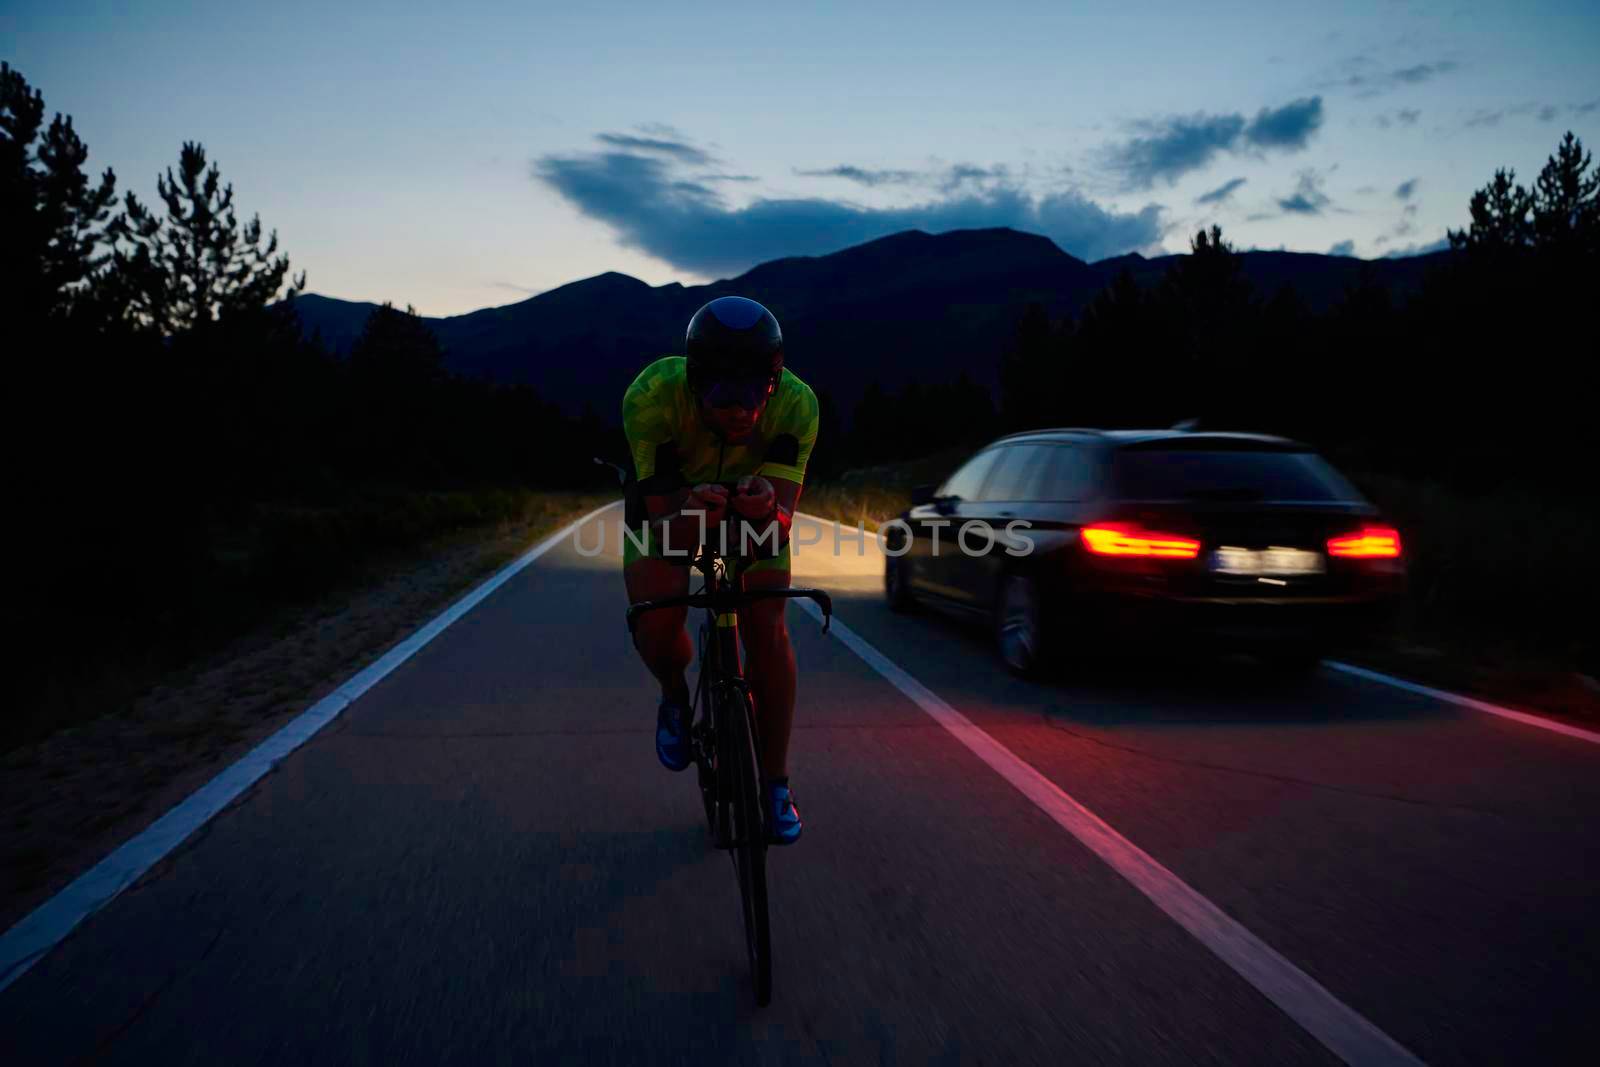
[288,228,1449,418]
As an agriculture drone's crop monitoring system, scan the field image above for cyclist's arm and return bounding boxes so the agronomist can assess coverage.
[623,359,723,545]
[638,485,736,556]
[767,477,801,543]
[742,475,800,530]
[746,375,815,545]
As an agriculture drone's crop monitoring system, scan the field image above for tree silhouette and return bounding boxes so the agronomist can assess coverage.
[350,301,446,386]
[1447,168,1534,254]
[1529,131,1598,261]
[102,141,304,335]
[998,301,1059,430]
[1071,269,1153,426]
[1151,226,1255,424]
[1,62,118,327]
[1159,225,1253,329]
[346,302,452,479]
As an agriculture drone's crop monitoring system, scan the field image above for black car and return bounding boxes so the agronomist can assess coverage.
[882,429,1406,675]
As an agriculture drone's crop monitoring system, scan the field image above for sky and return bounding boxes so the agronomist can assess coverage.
[4,1,1597,316]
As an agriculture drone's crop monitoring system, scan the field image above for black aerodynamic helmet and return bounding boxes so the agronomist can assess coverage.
[684,297,783,397]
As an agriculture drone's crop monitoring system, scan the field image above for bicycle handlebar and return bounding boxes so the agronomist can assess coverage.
[627,587,833,637]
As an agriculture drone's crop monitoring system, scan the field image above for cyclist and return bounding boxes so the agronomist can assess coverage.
[622,296,819,846]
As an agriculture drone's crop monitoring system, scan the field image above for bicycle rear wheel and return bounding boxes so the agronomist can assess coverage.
[721,685,772,1006]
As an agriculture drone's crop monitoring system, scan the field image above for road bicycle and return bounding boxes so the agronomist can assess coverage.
[623,495,832,1007]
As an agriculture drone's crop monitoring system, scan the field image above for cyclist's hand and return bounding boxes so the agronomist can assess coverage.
[731,475,775,519]
[686,483,729,523]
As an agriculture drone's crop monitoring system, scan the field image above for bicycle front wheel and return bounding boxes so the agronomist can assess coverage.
[722,685,772,1006]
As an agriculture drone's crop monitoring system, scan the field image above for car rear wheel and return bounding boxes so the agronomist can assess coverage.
[885,554,918,613]
[996,574,1044,676]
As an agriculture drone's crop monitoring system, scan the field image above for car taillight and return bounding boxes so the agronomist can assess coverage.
[1081,523,1201,559]
[1327,526,1402,558]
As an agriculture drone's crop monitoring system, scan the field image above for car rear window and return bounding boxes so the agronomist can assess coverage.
[1111,449,1362,502]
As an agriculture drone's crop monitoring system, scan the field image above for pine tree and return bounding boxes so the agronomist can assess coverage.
[1447,168,1534,253]
[0,62,118,325]
[102,141,304,335]
[350,302,446,385]
[1154,226,1255,425]
[1530,131,1599,261]
[348,302,448,478]
[998,302,1057,431]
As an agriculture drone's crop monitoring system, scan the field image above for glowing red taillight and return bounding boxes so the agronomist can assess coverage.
[1081,524,1201,559]
[1327,526,1402,558]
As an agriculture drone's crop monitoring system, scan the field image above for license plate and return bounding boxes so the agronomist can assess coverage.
[1211,546,1325,576]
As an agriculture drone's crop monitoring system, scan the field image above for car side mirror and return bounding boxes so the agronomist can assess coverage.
[910,484,936,507]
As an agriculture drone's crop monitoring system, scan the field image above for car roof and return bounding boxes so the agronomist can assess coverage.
[992,428,1309,450]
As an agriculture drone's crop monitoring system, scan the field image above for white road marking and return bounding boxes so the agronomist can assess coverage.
[0,501,623,994]
[1326,661,1600,747]
[790,509,1596,748]
[794,599,1425,1067]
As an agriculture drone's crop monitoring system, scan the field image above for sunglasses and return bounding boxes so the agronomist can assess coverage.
[701,376,775,411]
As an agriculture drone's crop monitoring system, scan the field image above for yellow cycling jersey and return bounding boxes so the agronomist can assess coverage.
[622,356,820,492]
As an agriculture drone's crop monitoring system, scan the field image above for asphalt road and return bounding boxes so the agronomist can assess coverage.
[4,507,1597,1065]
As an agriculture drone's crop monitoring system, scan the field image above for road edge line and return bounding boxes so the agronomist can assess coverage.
[796,600,1424,1067]
[1325,661,1600,746]
[0,499,622,994]
[785,511,1597,750]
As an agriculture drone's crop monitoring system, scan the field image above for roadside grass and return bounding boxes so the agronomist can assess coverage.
[800,447,968,530]
[3,489,612,931]
[15,488,612,754]
[1344,472,1599,719]
[798,484,913,532]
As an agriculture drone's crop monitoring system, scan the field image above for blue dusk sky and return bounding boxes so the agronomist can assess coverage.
[4,1,1597,315]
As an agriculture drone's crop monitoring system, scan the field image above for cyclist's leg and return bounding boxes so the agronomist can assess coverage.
[624,553,691,706]
[739,551,795,779]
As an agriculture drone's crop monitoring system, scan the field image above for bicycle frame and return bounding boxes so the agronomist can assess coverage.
[625,544,832,842]
[624,548,834,646]
[624,536,830,1009]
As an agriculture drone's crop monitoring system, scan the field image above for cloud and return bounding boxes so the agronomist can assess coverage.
[940,164,1007,192]
[1326,58,1460,98]
[1327,240,1356,256]
[792,162,1009,192]
[1392,61,1458,85]
[488,281,541,295]
[1382,237,1450,258]
[1106,97,1321,189]
[1375,107,1422,129]
[697,173,758,183]
[634,121,689,139]
[1243,97,1324,149]
[1195,177,1247,205]
[1105,113,1245,189]
[1395,178,1418,200]
[594,132,712,164]
[1277,171,1332,215]
[1457,99,1594,130]
[795,165,920,187]
[534,149,1164,275]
